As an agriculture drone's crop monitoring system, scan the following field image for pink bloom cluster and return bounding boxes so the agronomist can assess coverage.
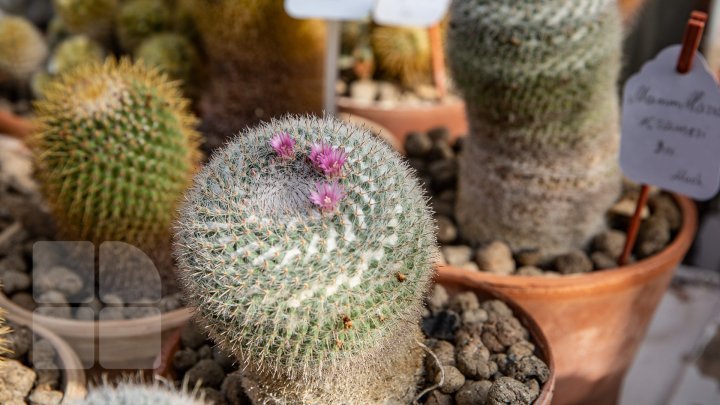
[309,142,347,178]
[309,181,345,213]
[269,131,296,160]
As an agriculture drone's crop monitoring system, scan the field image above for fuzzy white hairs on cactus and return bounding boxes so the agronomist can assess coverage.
[174,115,437,403]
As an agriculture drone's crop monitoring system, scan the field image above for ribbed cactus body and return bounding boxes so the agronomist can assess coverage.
[188,0,325,149]
[117,0,172,52]
[448,0,623,255]
[371,26,432,87]
[48,35,104,75]
[53,0,116,38]
[0,16,48,80]
[135,33,199,93]
[175,115,436,403]
[76,382,207,405]
[32,59,202,249]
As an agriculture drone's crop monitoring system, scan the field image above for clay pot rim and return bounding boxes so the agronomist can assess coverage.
[438,194,697,297]
[0,290,193,339]
[337,96,465,113]
[5,310,88,401]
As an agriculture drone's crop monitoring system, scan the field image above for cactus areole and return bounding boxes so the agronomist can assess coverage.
[175,115,437,403]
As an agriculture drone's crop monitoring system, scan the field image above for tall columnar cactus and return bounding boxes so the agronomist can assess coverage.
[175,115,437,403]
[53,0,117,38]
[32,59,202,251]
[447,0,623,255]
[48,35,104,75]
[77,382,207,405]
[135,33,199,95]
[117,0,173,52]
[371,26,432,88]
[0,15,48,80]
[188,0,325,150]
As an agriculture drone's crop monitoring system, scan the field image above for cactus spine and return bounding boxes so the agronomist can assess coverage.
[371,26,432,88]
[76,381,208,405]
[0,15,48,80]
[32,59,202,250]
[175,115,437,403]
[447,0,623,255]
[188,0,325,149]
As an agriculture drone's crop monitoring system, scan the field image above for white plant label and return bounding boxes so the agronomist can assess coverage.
[285,0,374,20]
[373,0,450,27]
[621,45,720,200]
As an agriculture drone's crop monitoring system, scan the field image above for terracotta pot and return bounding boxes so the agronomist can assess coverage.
[5,311,87,402]
[0,291,192,369]
[438,195,697,405]
[337,96,468,150]
[154,280,555,404]
[0,109,34,139]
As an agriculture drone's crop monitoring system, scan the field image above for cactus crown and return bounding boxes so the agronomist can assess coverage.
[135,33,199,90]
[371,26,432,87]
[77,381,207,405]
[32,58,202,247]
[117,0,173,52]
[175,115,437,382]
[0,15,48,80]
[48,35,104,75]
[53,0,117,37]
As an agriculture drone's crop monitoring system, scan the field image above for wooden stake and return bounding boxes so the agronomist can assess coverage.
[618,11,707,266]
[429,24,447,100]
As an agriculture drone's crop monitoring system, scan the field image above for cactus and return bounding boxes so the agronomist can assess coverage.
[76,381,207,405]
[48,35,104,75]
[187,0,325,150]
[371,25,432,88]
[135,33,199,95]
[32,59,202,251]
[117,0,173,52]
[175,115,437,403]
[0,15,48,81]
[447,0,623,255]
[0,288,10,360]
[53,0,116,38]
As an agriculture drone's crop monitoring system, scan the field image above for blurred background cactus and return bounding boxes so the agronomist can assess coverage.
[135,32,200,97]
[175,115,436,403]
[79,381,207,405]
[32,59,202,252]
[186,0,326,151]
[47,35,104,75]
[447,0,623,255]
[0,14,48,81]
[371,25,432,88]
[117,0,172,52]
[52,0,116,39]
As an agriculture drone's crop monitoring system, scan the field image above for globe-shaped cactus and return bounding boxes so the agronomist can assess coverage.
[135,33,199,93]
[32,59,202,250]
[53,0,116,38]
[76,382,207,405]
[175,115,437,403]
[371,25,432,88]
[117,0,173,52]
[48,35,104,75]
[0,15,48,80]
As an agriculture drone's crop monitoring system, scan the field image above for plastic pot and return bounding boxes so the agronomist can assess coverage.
[5,311,87,402]
[154,279,555,404]
[438,195,697,405]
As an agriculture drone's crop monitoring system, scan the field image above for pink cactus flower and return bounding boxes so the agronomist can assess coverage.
[309,142,347,177]
[269,132,296,160]
[309,181,345,213]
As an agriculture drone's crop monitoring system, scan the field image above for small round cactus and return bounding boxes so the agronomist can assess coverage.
[76,381,207,405]
[53,0,117,38]
[117,0,173,52]
[32,59,202,249]
[371,26,432,87]
[0,15,48,80]
[48,35,104,75]
[135,33,199,93]
[175,115,437,403]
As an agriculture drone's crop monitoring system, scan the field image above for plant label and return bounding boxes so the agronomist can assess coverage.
[621,45,720,200]
[373,0,450,27]
[284,0,374,20]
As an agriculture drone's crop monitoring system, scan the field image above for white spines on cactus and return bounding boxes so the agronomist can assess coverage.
[174,115,437,403]
[73,381,207,405]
